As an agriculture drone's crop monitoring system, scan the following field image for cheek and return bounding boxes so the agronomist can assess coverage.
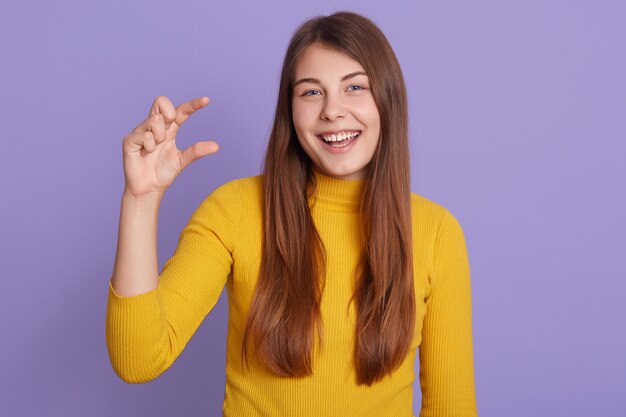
[291,103,314,131]
[291,106,313,150]
[354,101,381,129]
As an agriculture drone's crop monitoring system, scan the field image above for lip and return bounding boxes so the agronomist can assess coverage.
[317,129,362,137]
[315,131,361,154]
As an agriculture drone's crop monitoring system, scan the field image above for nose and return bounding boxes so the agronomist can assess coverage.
[320,92,346,121]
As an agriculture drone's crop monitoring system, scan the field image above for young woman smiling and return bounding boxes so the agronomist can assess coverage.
[106,11,479,417]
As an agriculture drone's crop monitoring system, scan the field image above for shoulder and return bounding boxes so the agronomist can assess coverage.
[197,174,263,222]
[410,191,467,249]
[187,174,263,246]
[410,191,450,231]
[205,174,263,202]
[410,192,469,280]
[410,191,446,215]
[410,191,465,223]
[230,174,264,201]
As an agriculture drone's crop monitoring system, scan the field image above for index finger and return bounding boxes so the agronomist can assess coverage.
[174,96,210,127]
[148,96,177,128]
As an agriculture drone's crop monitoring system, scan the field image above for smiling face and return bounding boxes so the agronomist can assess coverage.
[291,43,381,180]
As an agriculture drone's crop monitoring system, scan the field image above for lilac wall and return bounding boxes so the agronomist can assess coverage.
[1,1,624,416]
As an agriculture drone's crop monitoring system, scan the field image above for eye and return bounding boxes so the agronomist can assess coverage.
[302,90,321,96]
[348,85,365,91]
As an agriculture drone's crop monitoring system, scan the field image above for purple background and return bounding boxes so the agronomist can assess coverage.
[1,0,624,416]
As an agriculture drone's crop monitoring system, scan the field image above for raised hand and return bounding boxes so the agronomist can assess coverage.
[121,96,219,199]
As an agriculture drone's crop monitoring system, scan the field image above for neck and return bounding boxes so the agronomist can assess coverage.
[309,167,367,213]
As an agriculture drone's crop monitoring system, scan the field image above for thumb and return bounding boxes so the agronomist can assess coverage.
[179,141,219,171]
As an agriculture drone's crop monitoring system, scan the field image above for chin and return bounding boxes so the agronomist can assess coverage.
[318,164,368,180]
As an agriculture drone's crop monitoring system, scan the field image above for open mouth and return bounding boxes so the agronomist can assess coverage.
[316,131,361,148]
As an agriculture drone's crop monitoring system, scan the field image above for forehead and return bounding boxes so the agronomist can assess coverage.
[294,44,365,78]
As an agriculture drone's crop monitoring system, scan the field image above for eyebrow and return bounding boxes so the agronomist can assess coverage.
[293,71,368,88]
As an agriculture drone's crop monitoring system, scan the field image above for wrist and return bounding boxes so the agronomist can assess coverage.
[122,188,165,206]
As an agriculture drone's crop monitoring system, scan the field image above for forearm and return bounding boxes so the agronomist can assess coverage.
[110,189,164,297]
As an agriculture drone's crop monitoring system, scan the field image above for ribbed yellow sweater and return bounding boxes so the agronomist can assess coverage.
[106,168,478,417]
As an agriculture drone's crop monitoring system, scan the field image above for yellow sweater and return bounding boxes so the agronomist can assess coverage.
[106,168,478,417]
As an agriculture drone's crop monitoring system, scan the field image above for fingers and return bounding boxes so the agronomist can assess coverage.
[148,96,177,129]
[123,130,157,155]
[126,111,166,151]
[132,96,209,134]
[140,131,157,153]
[174,96,209,127]
[124,95,211,157]
[179,140,219,171]
[149,114,166,144]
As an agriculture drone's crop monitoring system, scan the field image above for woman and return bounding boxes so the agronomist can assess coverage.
[107,11,478,417]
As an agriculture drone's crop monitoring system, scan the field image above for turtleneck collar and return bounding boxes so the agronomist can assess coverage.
[309,167,367,213]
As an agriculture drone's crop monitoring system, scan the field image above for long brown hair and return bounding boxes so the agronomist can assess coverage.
[241,11,414,386]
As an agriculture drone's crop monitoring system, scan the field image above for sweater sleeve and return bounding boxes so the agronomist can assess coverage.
[105,180,242,383]
[418,209,479,416]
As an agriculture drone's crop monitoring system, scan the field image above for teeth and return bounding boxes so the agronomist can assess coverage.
[321,132,360,142]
